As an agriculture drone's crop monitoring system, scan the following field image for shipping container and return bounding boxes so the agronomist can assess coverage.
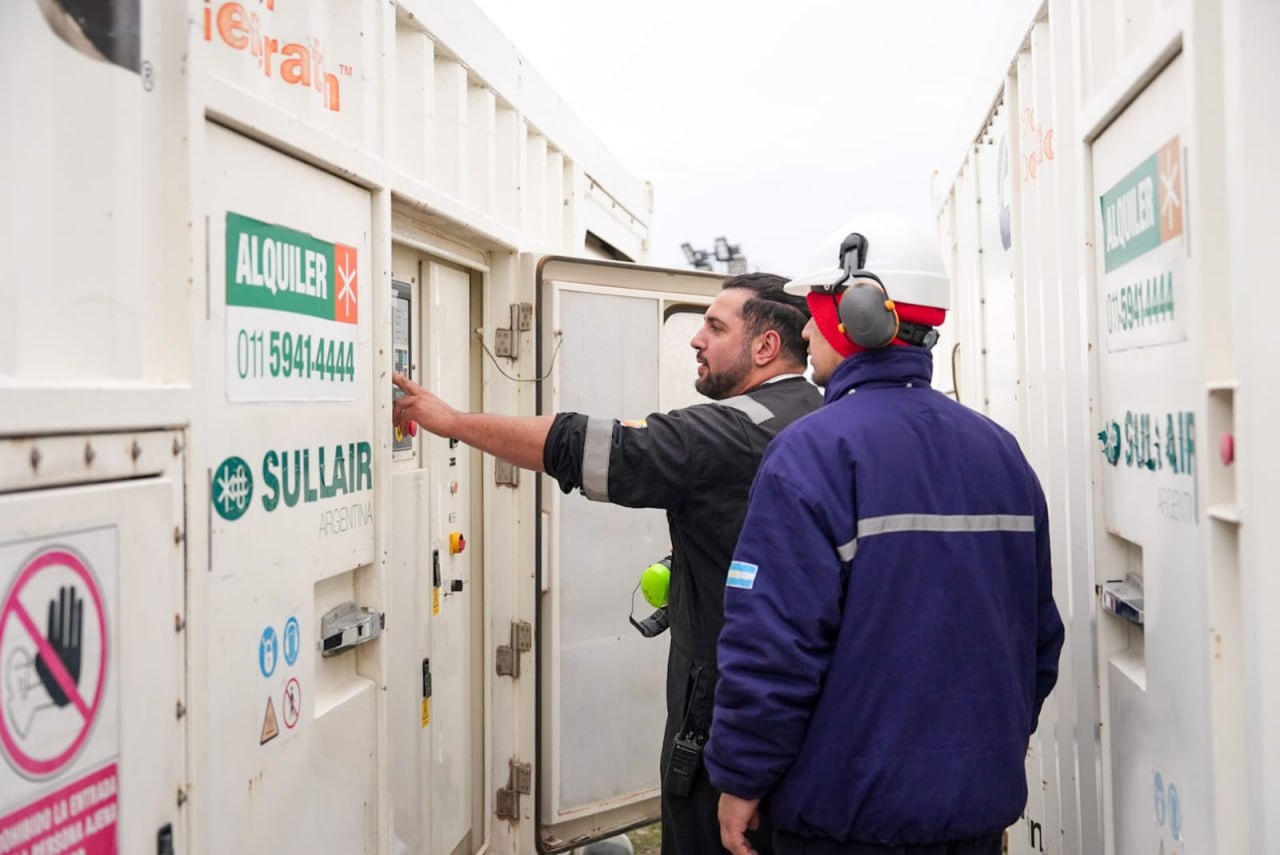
[934,0,1280,852]
[0,1,726,852]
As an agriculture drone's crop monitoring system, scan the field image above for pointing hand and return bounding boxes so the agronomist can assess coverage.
[392,374,460,439]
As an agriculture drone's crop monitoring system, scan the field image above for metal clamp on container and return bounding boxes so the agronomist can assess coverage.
[320,601,386,657]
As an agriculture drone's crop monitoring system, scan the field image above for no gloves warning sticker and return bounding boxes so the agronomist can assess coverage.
[0,529,120,853]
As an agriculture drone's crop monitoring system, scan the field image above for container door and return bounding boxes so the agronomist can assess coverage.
[201,122,379,853]
[387,246,485,855]
[1090,55,1211,855]
[534,257,723,852]
[425,259,483,854]
[0,433,185,854]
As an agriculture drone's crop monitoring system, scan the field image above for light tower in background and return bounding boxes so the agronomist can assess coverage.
[713,236,747,274]
[680,242,713,271]
[682,237,747,273]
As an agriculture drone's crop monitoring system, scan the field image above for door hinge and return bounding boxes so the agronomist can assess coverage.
[494,302,534,359]
[494,459,520,487]
[513,760,533,793]
[496,758,532,821]
[496,620,532,677]
[496,787,519,821]
[494,328,515,359]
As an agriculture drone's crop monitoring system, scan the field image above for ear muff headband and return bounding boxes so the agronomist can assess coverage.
[836,272,900,349]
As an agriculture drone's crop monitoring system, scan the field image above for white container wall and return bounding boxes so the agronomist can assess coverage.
[0,1,680,853]
[936,0,1280,853]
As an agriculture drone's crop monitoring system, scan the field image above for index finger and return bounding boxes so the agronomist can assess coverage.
[392,373,426,395]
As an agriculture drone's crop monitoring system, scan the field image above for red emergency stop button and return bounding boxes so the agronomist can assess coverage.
[449,532,466,554]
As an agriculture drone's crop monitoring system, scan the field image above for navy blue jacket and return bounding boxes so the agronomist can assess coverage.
[705,348,1064,846]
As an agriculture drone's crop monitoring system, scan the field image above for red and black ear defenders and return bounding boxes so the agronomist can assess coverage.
[830,233,900,349]
[821,233,939,351]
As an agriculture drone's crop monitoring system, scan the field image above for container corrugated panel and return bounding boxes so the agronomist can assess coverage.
[937,0,1280,852]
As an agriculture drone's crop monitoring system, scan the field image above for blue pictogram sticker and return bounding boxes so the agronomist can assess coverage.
[1168,782,1182,842]
[283,617,300,667]
[260,626,279,678]
[1153,770,1167,826]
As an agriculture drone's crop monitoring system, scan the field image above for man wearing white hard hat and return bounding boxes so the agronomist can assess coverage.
[704,214,1065,855]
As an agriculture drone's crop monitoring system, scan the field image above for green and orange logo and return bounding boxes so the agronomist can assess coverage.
[226,212,358,324]
[1100,137,1184,272]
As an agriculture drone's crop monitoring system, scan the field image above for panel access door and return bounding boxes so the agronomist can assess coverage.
[535,257,723,852]
[0,433,185,854]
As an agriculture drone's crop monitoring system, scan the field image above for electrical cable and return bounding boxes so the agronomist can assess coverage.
[473,328,564,383]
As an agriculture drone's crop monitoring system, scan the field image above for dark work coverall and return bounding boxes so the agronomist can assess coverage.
[544,375,822,855]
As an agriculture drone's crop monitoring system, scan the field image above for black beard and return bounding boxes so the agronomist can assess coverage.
[695,364,748,400]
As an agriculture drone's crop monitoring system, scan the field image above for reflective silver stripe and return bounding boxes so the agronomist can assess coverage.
[857,513,1035,538]
[582,417,614,501]
[835,514,1032,563]
[718,395,774,425]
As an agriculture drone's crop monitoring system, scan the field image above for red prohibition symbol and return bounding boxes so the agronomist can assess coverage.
[0,548,109,779]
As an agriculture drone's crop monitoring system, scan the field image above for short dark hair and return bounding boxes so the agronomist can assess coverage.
[723,273,810,366]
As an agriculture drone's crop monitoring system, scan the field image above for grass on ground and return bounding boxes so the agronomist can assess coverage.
[628,821,661,855]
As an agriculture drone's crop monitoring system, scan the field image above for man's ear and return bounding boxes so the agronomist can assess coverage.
[753,329,782,365]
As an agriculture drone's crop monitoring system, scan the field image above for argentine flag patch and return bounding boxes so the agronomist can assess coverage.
[726,561,759,590]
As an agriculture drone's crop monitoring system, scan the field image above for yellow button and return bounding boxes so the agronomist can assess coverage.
[449,532,466,554]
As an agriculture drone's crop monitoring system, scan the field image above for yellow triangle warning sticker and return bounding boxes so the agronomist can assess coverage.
[261,697,280,745]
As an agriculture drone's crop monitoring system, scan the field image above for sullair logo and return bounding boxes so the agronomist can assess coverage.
[213,456,255,521]
[261,442,372,511]
[213,442,372,521]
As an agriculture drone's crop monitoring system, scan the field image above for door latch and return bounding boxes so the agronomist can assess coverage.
[320,602,385,657]
[157,823,174,855]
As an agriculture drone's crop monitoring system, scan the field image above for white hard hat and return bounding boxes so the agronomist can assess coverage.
[785,213,950,310]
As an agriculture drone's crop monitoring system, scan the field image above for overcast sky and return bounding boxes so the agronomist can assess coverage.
[471,0,1023,275]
